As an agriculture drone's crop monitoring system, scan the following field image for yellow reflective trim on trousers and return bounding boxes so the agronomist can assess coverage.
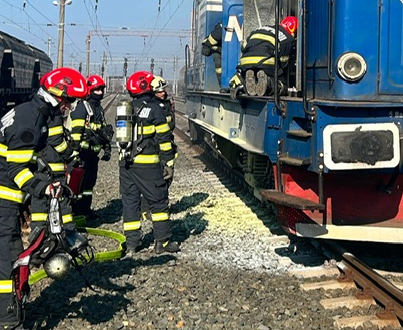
[90,123,102,130]
[48,126,63,136]
[49,163,65,172]
[0,279,13,293]
[249,33,276,45]
[151,212,169,222]
[155,123,170,133]
[0,143,7,157]
[124,221,141,231]
[71,119,85,128]
[31,213,48,221]
[139,125,155,135]
[91,145,101,152]
[54,140,68,153]
[133,154,160,164]
[159,142,172,151]
[71,133,81,141]
[80,141,90,149]
[207,34,219,45]
[7,150,34,163]
[82,190,93,196]
[240,56,275,66]
[15,168,34,188]
[166,159,175,167]
[166,116,172,123]
[63,214,73,223]
[0,185,25,203]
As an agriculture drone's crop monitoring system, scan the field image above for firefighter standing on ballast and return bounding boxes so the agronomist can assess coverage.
[70,75,113,220]
[0,67,87,330]
[117,71,179,254]
[150,75,177,186]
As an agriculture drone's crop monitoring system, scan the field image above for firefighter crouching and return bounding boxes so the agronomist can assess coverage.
[117,71,179,254]
[0,68,88,329]
[69,75,113,220]
[229,16,298,98]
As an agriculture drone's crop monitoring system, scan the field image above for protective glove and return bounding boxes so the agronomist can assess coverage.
[201,44,213,56]
[101,148,111,162]
[163,165,174,181]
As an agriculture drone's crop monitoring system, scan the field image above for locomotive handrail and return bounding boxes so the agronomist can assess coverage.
[274,0,286,116]
[185,44,190,92]
[327,0,336,81]
[302,0,315,118]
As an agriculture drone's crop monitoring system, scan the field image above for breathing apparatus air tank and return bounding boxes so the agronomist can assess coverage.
[116,99,134,149]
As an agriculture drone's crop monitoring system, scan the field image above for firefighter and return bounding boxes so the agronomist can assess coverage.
[202,22,223,87]
[117,71,179,254]
[0,67,87,329]
[70,75,113,220]
[230,16,298,97]
[150,75,177,186]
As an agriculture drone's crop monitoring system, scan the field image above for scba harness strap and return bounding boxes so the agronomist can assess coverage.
[12,186,95,305]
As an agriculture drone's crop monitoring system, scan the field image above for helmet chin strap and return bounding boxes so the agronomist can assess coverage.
[37,87,60,107]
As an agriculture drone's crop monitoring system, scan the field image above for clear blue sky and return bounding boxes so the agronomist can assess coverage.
[0,0,193,79]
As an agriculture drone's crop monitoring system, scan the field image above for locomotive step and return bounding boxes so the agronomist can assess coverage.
[286,129,312,138]
[278,155,312,166]
[259,189,325,210]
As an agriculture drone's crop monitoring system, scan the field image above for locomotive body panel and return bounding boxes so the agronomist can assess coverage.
[184,0,403,243]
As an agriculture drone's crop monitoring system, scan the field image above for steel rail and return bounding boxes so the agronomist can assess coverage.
[339,252,403,322]
[324,241,403,323]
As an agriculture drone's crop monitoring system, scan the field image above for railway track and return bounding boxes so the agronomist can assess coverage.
[175,96,403,329]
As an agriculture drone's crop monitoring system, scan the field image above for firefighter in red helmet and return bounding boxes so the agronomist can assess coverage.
[117,71,179,255]
[0,67,87,329]
[69,74,113,220]
[230,16,298,97]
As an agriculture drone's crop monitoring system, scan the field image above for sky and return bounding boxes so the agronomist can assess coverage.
[0,0,193,79]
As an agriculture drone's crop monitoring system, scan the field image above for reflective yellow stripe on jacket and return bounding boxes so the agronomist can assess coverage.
[132,154,160,164]
[0,279,13,293]
[7,150,34,163]
[0,185,25,203]
[14,168,34,188]
[0,143,7,157]
[48,125,63,137]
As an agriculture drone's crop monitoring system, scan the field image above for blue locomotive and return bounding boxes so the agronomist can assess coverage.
[0,31,53,114]
[184,0,403,243]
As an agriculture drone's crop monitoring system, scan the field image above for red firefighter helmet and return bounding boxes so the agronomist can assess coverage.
[126,71,154,96]
[41,67,87,99]
[280,16,298,36]
[87,74,106,94]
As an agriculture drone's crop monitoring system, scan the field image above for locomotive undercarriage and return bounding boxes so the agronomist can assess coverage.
[189,119,274,199]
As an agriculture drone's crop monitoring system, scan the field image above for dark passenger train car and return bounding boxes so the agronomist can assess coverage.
[0,31,53,114]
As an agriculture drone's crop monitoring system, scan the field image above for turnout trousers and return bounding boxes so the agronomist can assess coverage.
[119,163,172,249]
[72,149,99,217]
[0,203,23,328]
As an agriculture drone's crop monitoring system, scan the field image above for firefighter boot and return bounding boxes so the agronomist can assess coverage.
[244,70,257,96]
[154,240,180,254]
[256,70,268,96]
